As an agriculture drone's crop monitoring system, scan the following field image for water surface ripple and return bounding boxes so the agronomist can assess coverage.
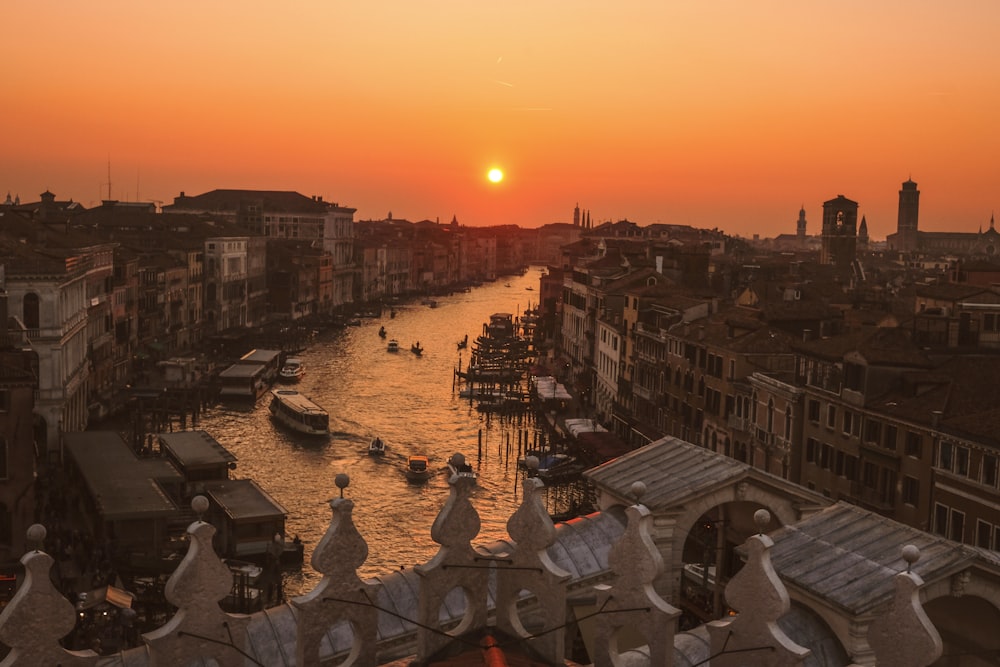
[196,270,546,595]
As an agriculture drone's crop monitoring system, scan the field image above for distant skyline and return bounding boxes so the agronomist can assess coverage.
[3,1,999,239]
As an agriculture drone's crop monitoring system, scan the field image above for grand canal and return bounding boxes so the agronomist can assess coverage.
[194,268,552,596]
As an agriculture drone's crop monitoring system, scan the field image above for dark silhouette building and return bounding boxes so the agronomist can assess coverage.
[820,195,858,267]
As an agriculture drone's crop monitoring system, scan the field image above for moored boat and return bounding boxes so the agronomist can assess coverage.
[268,389,329,436]
[278,358,304,383]
[368,436,386,456]
[405,455,432,484]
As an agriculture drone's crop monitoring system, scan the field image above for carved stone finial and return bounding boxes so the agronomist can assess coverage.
[901,544,920,573]
[707,530,810,666]
[26,524,46,552]
[191,494,209,520]
[0,546,97,664]
[868,562,942,667]
[524,455,540,474]
[292,493,379,666]
[496,476,571,662]
[754,508,771,534]
[629,480,647,503]
[143,507,250,666]
[593,503,679,667]
[335,472,350,498]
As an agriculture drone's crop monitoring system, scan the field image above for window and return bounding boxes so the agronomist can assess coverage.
[0,438,7,479]
[934,504,949,537]
[22,293,39,330]
[806,438,818,464]
[977,520,993,549]
[983,454,998,488]
[842,411,854,436]
[821,444,832,469]
[902,476,919,506]
[864,418,881,444]
[883,424,897,451]
[904,431,921,457]
[826,405,837,429]
[955,446,969,477]
[950,510,965,542]
[939,441,953,471]
[808,399,820,423]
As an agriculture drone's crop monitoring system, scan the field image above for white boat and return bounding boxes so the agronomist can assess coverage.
[268,389,329,436]
[405,455,432,484]
[368,437,386,456]
[278,358,304,382]
[447,453,476,483]
[387,339,400,353]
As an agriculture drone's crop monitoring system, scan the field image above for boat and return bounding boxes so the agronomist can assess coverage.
[447,453,476,483]
[405,455,432,484]
[387,339,400,353]
[457,334,468,350]
[268,389,330,436]
[378,325,387,339]
[517,451,577,476]
[411,342,423,356]
[368,436,386,456]
[278,358,304,383]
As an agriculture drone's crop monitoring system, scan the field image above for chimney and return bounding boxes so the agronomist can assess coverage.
[803,329,812,342]
[656,256,663,274]
[698,325,706,340]
[931,410,943,428]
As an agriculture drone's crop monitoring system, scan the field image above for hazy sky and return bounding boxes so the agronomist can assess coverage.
[4,2,999,238]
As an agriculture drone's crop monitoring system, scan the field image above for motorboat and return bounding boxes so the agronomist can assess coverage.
[447,453,476,483]
[368,436,386,456]
[405,455,432,484]
[411,342,423,356]
[278,358,304,383]
[268,389,329,436]
[387,339,400,353]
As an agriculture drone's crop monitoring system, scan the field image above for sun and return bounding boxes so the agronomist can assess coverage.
[487,167,504,184]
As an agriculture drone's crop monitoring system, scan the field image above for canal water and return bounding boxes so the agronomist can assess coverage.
[194,268,551,596]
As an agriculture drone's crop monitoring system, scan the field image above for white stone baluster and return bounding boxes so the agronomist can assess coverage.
[593,481,680,667]
[707,509,811,667]
[0,524,97,666]
[495,475,571,663]
[292,473,381,667]
[414,455,484,661]
[868,545,943,667]
[142,495,251,666]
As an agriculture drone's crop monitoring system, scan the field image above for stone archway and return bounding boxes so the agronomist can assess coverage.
[923,588,1000,665]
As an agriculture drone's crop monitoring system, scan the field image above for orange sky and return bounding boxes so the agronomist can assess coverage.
[3,1,999,238]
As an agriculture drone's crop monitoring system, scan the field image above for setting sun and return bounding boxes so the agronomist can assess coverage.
[487,168,504,184]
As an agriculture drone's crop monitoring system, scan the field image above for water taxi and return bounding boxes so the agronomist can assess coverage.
[405,455,432,484]
[278,358,304,382]
[387,339,400,353]
[268,389,330,436]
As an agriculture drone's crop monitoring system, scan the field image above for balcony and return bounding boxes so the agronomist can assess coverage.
[728,415,750,433]
[633,384,654,402]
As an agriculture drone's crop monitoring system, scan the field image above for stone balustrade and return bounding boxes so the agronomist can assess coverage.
[0,466,942,666]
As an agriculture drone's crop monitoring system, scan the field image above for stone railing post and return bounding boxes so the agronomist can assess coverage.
[142,495,251,666]
[0,524,98,666]
[292,473,381,667]
[593,481,680,667]
[494,474,571,663]
[413,455,486,661]
[868,545,943,667]
[707,509,810,667]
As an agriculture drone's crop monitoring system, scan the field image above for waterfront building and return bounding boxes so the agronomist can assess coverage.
[166,189,357,311]
[0,201,116,459]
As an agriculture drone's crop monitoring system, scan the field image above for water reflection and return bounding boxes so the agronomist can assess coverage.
[196,270,547,594]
